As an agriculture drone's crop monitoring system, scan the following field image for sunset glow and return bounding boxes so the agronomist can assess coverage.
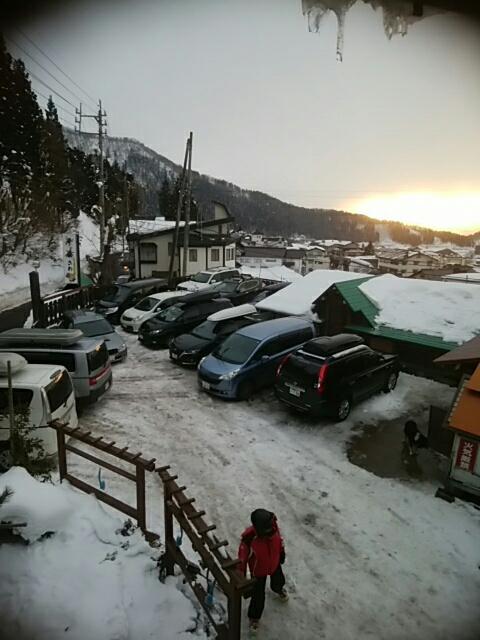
[348,192,480,234]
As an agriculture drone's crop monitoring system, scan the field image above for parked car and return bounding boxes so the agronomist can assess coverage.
[96,277,167,324]
[0,352,78,468]
[169,303,270,367]
[249,281,290,305]
[120,290,189,333]
[61,310,127,363]
[138,293,233,348]
[197,316,315,400]
[177,267,240,292]
[0,328,112,407]
[275,333,399,421]
[210,278,264,305]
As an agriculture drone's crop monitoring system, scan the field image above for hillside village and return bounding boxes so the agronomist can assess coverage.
[1,6,480,640]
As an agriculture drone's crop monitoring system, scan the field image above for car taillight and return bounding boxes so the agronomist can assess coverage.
[89,365,110,386]
[316,364,329,395]
[276,354,291,378]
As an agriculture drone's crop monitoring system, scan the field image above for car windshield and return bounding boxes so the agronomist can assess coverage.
[191,272,211,283]
[157,304,185,322]
[192,320,217,340]
[134,296,158,311]
[46,370,73,413]
[102,285,130,304]
[78,319,114,337]
[213,334,260,364]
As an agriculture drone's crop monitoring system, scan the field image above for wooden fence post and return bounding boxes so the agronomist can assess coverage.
[136,464,146,532]
[56,428,67,480]
[29,271,42,327]
[227,589,242,640]
[163,485,176,576]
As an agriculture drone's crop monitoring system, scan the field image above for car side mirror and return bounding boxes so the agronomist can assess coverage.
[261,355,270,362]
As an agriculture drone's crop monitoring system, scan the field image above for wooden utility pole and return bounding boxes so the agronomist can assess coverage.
[182,132,193,279]
[167,137,190,288]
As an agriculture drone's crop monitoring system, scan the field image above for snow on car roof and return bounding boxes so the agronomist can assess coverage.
[207,303,256,322]
[360,274,480,344]
[148,290,189,301]
[256,270,366,315]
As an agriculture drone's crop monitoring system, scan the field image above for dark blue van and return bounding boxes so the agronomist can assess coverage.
[197,317,315,400]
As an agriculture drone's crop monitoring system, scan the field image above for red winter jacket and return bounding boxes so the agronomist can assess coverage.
[238,519,284,578]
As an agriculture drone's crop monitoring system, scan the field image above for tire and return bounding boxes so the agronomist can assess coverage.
[384,371,398,393]
[335,397,351,422]
[237,381,254,401]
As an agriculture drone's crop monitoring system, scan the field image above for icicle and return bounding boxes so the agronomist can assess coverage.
[335,5,348,62]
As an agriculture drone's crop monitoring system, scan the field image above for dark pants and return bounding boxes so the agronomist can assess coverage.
[248,564,285,621]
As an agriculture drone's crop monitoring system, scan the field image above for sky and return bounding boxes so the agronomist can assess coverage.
[8,0,480,234]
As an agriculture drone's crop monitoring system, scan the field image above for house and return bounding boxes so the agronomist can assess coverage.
[410,266,476,281]
[428,247,473,268]
[314,274,480,382]
[255,269,366,317]
[348,256,378,274]
[377,249,441,277]
[303,247,330,273]
[283,248,306,274]
[129,202,236,279]
[237,246,286,267]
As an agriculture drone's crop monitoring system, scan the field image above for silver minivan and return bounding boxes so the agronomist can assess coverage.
[0,329,112,407]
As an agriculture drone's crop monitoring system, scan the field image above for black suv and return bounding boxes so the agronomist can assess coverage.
[169,308,275,367]
[211,278,264,305]
[138,293,233,348]
[96,278,167,324]
[275,333,399,421]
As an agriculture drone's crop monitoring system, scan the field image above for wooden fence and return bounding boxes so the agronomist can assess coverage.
[50,421,253,639]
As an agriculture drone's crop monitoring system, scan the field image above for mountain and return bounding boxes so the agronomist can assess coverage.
[65,131,475,246]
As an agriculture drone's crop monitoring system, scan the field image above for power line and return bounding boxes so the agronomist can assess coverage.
[5,35,94,110]
[15,27,98,109]
[34,88,76,119]
[23,67,77,109]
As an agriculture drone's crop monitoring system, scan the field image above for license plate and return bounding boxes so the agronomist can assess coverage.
[289,387,301,397]
[201,381,210,390]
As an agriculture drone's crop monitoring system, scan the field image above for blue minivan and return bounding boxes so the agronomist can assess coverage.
[197,317,315,400]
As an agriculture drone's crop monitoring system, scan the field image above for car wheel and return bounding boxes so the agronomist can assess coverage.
[384,372,398,393]
[335,397,351,422]
[237,381,254,401]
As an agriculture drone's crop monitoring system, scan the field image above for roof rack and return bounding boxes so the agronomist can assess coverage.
[0,328,84,347]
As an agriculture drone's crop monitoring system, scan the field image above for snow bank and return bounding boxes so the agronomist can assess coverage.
[361,274,480,344]
[256,269,365,315]
[0,258,64,312]
[239,264,301,283]
[0,467,204,640]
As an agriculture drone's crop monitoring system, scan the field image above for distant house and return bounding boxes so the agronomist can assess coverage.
[348,256,378,274]
[283,248,305,274]
[377,250,441,277]
[314,274,480,382]
[303,247,330,273]
[237,246,286,268]
[128,202,236,279]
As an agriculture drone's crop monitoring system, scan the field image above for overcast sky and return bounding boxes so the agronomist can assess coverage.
[10,0,480,233]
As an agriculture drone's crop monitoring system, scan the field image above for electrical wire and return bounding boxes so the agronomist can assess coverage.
[34,88,76,119]
[6,34,93,110]
[23,67,77,109]
[16,27,98,108]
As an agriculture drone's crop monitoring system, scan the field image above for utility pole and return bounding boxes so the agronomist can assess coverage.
[122,168,130,256]
[76,100,108,257]
[74,103,82,133]
[182,132,193,279]
[167,137,190,288]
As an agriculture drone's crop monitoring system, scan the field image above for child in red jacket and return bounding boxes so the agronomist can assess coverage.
[238,509,288,633]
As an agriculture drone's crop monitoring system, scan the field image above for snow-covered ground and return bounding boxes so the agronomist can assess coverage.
[0,467,205,640]
[52,332,480,640]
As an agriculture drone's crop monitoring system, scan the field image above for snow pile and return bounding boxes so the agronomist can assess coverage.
[77,210,101,260]
[0,467,205,640]
[0,257,64,312]
[361,274,480,344]
[256,269,365,315]
[239,264,302,283]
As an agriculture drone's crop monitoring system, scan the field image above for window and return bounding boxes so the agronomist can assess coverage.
[189,249,198,262]
[211,248,220,261]
[45,370,73,413]
[0,388,34,412]
[139,243,157,264]
[19,350,76,373]
[213,334,260,364]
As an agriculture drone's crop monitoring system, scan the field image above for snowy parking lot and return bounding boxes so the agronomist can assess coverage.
[70,329,480,640]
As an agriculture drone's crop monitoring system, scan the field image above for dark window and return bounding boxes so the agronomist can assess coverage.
[76,319,113,337]
[211,248,220,261]
[139,243,157,264]
[183,306,202,321]
[17,350,76,373]
[134,296,157,311]
[45,370,73,413]
[87,342,109,373]
[213,334,260,364]
[189,249,198,262]
[0,388,34,412]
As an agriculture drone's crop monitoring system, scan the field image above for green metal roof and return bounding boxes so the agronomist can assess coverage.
[346,324,458,352]
[334,277,377,325]
[334,276,459,351]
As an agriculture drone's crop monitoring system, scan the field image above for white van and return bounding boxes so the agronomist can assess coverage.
[120,290,189,333]
[0,353,78,467]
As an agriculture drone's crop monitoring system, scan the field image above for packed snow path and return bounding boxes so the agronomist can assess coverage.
[76,330,480,640]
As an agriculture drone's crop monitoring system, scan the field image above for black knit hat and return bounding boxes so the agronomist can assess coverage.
[251,509,274,536]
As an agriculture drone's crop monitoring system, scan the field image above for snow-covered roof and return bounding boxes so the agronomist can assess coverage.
[129,217,193,235]
[207,303,256,321]
[441,272,480,284]
[239,265,301,283]
[256,269,366,316]
[360,274,480,344]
